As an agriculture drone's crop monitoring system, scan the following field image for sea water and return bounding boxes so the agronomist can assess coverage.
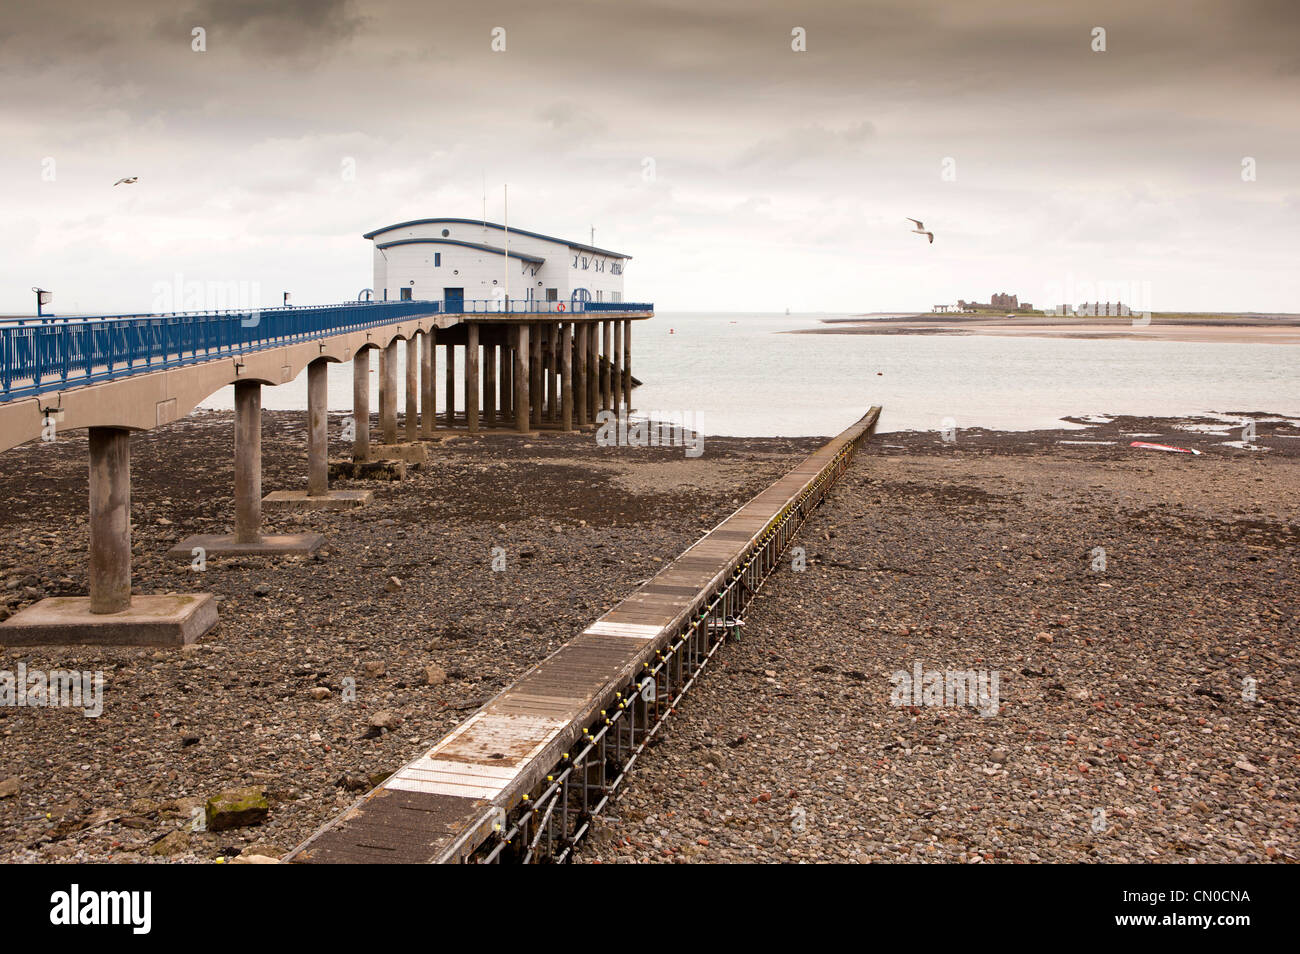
[202,312,1300,436]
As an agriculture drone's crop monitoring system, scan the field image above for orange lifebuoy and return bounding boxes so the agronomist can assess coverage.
[557,303,566,312]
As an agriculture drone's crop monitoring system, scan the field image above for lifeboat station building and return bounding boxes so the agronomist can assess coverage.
[366,217,630,309]
[356,216,653,441]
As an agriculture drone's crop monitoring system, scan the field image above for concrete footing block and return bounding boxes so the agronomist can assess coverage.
[166,533,325,561]
[0,593,218,646]
[366,442,429,464]
[328,459,408,481]
[262,490,373,511]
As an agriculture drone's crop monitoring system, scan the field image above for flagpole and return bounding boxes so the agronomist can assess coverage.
[503,184,509,311]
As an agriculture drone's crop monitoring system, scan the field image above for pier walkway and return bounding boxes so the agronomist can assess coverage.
[287,405,882,863]
[0,297,651,646]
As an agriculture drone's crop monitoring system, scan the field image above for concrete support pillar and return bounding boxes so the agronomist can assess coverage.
[612,319,623,418]
[405,334,419,442]
[560,322,574,431]
[88,426,131,614]
[601,320,612,411]
[484,342,497,427]
[444,343,456,427]
[529,323,542,429]
[420,329,435,437]
[514,324,530,433]
[587,321,599,421]
[380,339,399,445]
[576,323,589,427]
[499,344,511,422]
[233,380,262,545]
[306,358,329,497]
[352,349,370,461]
[623,318,632,416]
[544,324,555,422]
[466,324,480,435]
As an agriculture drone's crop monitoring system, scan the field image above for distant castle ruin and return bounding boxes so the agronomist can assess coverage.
[954,292,1034,312]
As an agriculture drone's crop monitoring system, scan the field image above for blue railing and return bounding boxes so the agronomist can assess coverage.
[0,298,655,402]
[0,300,439,403]
[431,299,653,315]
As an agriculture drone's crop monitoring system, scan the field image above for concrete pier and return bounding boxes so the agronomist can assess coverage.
[484,341,497,427]
[1,424,218,645]
[602,320,612,412]
[529,323,542,429]
[467,324,480,435]
[514,324,530,433]
[496,343,506,421]
[380,340,399,445]
[234,380,262,544]
[170,380,323,560]
[405,335,419,442]
[622,318,632,416]
[587,321,599,421]
[420,329,435,438]
[89,426,132,613]
[352,349,370,462]
[264,357,372,511]
[612,320,623,418]
[306,358,329,497]
[444,343,456,427]
[575,323,589,427]
[561,322,574,431]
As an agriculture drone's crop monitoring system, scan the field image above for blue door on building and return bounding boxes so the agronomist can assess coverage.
[444,288,464,312]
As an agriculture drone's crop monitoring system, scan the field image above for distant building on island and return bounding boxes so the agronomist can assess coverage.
[1051,302,1132,317]
[956,293,1034,313]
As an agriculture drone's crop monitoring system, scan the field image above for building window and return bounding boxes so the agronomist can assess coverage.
[434,252,441,266]
[596,290,603,302]
[400,287,412,300]
[612,292,622,303]
[545,288,558,301]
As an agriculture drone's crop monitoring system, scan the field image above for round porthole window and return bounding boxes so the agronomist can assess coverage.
[441,229,450,237]
[453,269,459,275]
[492,279,498,285]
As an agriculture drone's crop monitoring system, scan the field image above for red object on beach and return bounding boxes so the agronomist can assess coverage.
[1129,441,1201,456]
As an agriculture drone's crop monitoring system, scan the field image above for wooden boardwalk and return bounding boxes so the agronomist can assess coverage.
[287,406,881,863]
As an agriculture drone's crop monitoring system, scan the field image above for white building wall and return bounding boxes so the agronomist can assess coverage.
[369,220,629,305]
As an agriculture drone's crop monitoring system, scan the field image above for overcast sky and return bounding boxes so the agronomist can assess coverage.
[2,0,1297,314]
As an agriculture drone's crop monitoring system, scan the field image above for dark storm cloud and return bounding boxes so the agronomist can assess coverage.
[154,0,366,57]
[1,0,1297,312]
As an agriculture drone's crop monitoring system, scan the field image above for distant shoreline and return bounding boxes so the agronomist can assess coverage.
[790,312,1300,344]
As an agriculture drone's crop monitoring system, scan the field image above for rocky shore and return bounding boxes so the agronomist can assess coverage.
[3,410,1295,864]
[0,410,820,862]
[578,414,1299,863]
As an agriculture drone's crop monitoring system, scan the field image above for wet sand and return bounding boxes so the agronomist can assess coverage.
[0,412,819,862]
[578,414,1299,863]
[792,314,1300,345]
[2,411,1295,863]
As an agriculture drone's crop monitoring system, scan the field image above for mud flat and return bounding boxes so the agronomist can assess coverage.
[0,410,821,862]
[792,314,1300,344]
[578,414,1299,863]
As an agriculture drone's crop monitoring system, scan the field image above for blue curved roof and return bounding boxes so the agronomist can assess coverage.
[364,218,631,259]
[375,237,546,265]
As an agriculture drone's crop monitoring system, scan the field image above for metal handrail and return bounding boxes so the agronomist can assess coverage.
[0,298,655,402]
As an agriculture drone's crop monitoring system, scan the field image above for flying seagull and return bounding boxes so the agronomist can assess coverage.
[906,217,934,244]
[113,176,138,186]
